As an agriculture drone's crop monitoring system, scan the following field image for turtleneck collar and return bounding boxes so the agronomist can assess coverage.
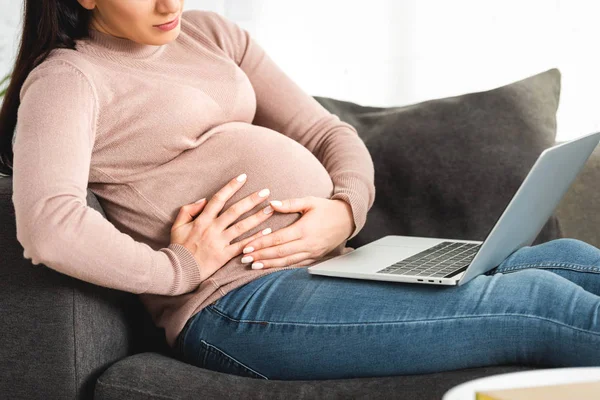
[78,27,165,59]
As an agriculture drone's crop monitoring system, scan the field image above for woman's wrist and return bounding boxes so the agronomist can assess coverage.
[332,199,355,240]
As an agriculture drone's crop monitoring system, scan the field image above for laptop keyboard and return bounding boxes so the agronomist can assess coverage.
[376,241,481,278]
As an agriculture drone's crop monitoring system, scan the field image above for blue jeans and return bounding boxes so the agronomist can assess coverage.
[174,238,600,380]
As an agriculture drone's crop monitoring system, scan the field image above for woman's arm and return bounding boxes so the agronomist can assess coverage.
[12,60,202,296]
[199,11,376,240]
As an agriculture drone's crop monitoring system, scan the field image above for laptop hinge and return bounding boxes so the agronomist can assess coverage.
[444,265,469,278]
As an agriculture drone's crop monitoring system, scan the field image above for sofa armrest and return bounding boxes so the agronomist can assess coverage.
[0,176,143,400]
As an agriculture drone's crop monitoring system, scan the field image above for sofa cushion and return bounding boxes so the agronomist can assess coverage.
[314,68,563,250]
[94,352,533,400]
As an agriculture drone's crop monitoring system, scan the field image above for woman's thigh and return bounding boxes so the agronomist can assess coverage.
[178,239,600,381]
[491,238,600,295]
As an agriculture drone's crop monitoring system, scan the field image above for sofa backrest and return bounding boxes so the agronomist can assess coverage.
[345,140,599,250]
[554,142,600,249]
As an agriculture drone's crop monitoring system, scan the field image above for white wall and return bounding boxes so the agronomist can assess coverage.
[2,0,598,141]
[0,1,21,82]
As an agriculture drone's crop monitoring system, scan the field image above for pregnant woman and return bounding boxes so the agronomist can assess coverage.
[2,0,600,381]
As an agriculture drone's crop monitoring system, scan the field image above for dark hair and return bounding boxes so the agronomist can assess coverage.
[0,0,92,176]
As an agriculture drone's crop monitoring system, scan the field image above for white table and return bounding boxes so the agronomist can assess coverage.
[443,367,600,400]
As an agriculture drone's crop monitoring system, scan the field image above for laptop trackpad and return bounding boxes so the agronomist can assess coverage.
[312,244,431,274]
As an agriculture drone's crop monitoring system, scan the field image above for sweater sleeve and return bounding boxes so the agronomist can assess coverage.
[199,11,376,241]
[12,60,203,296]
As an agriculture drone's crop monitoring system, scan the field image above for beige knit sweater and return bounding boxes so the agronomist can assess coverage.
[12,10,376,348]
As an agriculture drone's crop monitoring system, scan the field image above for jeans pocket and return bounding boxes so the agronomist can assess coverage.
[198,339,268,380]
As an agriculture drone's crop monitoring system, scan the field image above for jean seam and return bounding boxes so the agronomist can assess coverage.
[497,262,600,274]
[201,339,269,380]
[206,306,600,336]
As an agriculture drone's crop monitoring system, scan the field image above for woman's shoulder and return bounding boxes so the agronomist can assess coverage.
[20,51,97,103]
[181,9,229,29]
[27,49,96,85]
[182,9,244,38]
[180,9,248,65]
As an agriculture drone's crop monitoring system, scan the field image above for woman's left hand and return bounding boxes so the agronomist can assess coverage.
[239,196,355,269]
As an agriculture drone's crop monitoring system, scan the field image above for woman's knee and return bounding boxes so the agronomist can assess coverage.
[550,238,598,252]
[539,238,600,267]
[497,238,600,271]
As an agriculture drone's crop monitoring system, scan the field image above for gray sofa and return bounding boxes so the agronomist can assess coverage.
[2,90,599,399]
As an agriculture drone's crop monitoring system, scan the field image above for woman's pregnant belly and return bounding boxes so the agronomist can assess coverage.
[132,122,339,283]
[187,122,336,239]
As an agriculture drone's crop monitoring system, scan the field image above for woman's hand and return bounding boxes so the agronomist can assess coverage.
[239,196,355,269]
[170,174,277,282]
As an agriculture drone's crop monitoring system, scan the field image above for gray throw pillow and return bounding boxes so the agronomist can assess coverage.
[314,68,563,249]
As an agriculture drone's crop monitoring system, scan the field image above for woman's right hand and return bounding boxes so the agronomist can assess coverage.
[170,173,275,282]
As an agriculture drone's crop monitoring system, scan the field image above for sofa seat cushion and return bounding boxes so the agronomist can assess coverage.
[94,352,533,400]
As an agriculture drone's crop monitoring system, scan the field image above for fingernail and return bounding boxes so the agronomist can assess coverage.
[252,262,264,269]
[258,188,270,198]
[262,228,272,235]
[270,200,282,207]
[194,198,206,204]
[263,205,273,214]
[236,173,247,182]
[243,246,254,254]
[241,256,254,263]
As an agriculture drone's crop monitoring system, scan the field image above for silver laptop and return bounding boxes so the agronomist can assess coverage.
[308,131,600,286]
